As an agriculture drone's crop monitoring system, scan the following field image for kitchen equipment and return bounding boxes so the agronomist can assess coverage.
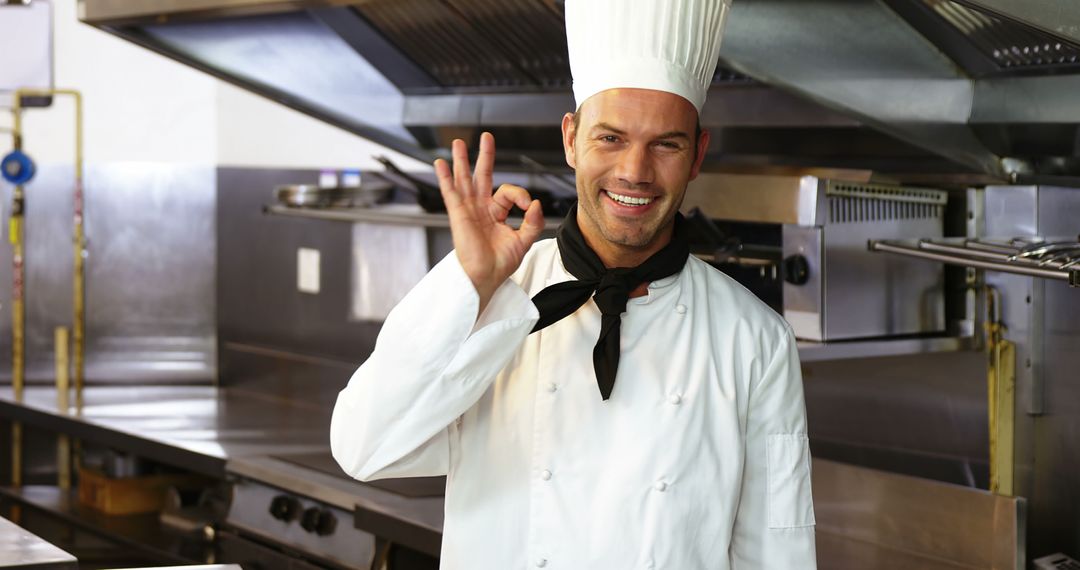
[684,174,948,341]
[376,154,576,217]
[374,155,446,212]
[871,236,1080,286]
[275,179,392,209]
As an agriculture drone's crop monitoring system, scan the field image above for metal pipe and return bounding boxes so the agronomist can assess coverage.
[55,327,71,491]
[9,89,85,489]
[12,89,85,406]
[870,240,1078,283]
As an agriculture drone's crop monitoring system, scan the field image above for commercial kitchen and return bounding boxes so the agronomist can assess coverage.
[0,0,1078,568]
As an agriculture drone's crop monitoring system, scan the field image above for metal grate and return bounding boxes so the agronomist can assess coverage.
[827,183,947,224]
[923,0,1080,70]
[356,0,748,90]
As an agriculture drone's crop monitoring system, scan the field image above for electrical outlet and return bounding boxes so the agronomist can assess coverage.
[297,248,320,294]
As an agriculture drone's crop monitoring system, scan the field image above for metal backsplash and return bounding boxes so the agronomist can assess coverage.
[803,351,990,488]
[0,163,217,385]
[983,185,1080,562]
[216,167,429,409]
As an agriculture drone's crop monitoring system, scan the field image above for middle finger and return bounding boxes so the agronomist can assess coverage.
[452,139,474,194]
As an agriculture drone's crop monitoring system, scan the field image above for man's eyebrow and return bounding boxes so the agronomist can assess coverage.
[591,122,627,135]
[590,123,691,141]
[654,130,691,140]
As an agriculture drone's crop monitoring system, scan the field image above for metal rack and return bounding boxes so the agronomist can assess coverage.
[870,237,1080,286]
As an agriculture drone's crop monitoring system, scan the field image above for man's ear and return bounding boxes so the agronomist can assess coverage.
[561,112,577,170]
[689,128,710,181]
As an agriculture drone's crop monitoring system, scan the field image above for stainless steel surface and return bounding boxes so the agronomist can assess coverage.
[0,515,77,569]
[796,335,973,362]
[275,181,392,209]
[0,385,329,477]
[719,0,1004,178]
[227,455,443,557]
[871,238,1080,284]
[79,0,362,24]
[814,459,1025,570]
[0,164,216,385]
[265,203,563,230]
[783,225,825,339]
[79,0,1036,179]
[770,178,948,341]
[226,478,376,568]
[983,185,1080,562]
[959,0,1080,46]
[107,561,243,565]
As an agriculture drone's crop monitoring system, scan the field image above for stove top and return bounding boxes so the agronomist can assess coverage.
[272,451,446,498]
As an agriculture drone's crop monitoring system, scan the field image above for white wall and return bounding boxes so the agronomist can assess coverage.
[11,0,217,164]
[2,0,429,171]
[215,81,428,171]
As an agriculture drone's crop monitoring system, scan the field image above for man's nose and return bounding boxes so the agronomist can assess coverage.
[613,143,654,188]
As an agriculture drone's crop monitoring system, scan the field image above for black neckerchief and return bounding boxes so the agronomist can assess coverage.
[530,205,690,400]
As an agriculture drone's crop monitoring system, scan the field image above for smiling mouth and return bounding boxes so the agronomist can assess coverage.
[604,190,655,207]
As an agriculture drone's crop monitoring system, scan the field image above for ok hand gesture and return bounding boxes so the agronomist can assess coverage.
[435,132,545,314]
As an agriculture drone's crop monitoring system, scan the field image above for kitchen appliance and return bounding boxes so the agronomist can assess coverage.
[684,174,948,341]
[222,452,443,570]
[275,180,393,209]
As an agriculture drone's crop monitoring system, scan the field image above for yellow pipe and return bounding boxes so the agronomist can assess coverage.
[12,89,85,402]
[985,287,1015,496]
[9,89,85,487]
[55,327,71,491]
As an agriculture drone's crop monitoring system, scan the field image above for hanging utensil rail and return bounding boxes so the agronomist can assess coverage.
[869,237,1080,286]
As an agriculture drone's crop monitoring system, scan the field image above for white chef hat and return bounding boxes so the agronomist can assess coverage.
[565,0,733,114]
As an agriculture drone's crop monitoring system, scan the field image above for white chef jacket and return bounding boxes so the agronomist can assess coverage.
[332,238,816,569]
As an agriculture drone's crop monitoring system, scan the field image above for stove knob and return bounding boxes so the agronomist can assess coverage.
[269,495,301,522]
[315,509,338,536]
[300,506,321,533]
[782,255,810,285]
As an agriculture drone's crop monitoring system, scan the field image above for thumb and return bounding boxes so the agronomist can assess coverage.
[517,200,545,246]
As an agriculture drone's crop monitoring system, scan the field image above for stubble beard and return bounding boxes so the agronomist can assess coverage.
[577,181,680,252]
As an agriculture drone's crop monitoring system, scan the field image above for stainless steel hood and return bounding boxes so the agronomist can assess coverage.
[77,0,1080,182]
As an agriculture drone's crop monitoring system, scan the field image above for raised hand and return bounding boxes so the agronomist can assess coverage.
[435,132,545,314]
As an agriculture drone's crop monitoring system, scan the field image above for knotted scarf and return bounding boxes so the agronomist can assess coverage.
[530,205,690,400]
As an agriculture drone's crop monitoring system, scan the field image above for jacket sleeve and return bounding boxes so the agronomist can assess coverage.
[730,328,817,569]
[330,252,540,481]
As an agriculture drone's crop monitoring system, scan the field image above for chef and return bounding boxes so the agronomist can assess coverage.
[332,0,816,567]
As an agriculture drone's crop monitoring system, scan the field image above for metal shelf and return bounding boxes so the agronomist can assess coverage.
[870,237,1080,286]
[0,486,208,564]
[264,204,563,231]
[796,335,974,362]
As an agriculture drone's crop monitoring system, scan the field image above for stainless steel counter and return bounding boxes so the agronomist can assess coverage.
[0,515,77,569]
[0,386,330,478]
[0,386,1022,569]
[0,385,443,557]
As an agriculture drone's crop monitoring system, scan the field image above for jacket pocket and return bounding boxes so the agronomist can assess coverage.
[766,433,815,529]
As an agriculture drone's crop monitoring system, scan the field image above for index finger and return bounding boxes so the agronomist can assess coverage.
[473,132,495,197]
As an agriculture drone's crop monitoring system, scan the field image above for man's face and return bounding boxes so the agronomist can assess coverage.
[562,88,709,265]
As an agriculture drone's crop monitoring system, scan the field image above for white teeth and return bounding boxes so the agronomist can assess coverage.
[605,191,654,206]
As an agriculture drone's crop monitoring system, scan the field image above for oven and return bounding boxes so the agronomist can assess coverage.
[684,174,948,341]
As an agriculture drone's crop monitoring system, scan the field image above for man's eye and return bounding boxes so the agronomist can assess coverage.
[656,141,681,150]
[599,135,619,143]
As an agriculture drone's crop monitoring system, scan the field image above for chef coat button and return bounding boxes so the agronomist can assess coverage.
[675,303,687,314]
[546,382,557,393]
[654,481,668,492]
[646,558,655,569]
[540,469,552,481]
[536,558,548,567]
[668,393,682,405]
